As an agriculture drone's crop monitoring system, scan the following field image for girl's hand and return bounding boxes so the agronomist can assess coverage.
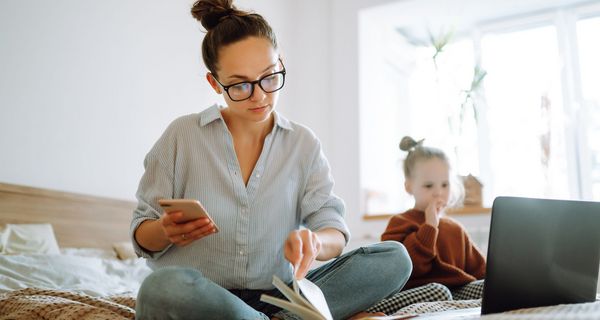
[424,199,446,227]
[284,229,322,279]
[160,211,217,246]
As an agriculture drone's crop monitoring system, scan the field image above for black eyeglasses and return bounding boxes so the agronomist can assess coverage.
[213,59,286,102]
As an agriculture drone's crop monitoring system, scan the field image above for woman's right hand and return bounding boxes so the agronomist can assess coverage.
[159,211,217,246]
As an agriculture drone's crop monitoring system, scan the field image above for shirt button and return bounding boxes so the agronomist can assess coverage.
[256,174,261,178]
[239,250,244,255]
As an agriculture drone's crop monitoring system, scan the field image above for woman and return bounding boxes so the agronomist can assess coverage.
[131,1,412,319]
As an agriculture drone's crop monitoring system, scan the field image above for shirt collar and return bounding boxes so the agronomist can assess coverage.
[199,104,293,131]
[199,104,223,127]
[273,110,293,131]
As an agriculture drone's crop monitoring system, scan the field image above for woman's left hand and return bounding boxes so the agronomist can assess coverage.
[284,229,322,280]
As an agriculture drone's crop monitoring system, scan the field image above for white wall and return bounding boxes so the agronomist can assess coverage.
[0,0,391,237]
[0,0,216,200]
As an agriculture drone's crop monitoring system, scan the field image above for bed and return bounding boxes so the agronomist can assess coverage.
[0,182,151,319]
[0,182,599,319]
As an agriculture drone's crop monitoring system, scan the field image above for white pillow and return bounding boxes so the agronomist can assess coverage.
[1,223,60,254]
[112,241,138,260]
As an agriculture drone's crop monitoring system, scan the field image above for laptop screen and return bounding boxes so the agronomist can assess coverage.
[481,197,600,314]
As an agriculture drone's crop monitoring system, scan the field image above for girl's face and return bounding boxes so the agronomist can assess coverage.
[207,36,281,125]
[405,157,450,212]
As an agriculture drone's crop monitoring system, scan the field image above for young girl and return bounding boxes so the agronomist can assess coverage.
[368,136,485,314]
[132,1,411,319]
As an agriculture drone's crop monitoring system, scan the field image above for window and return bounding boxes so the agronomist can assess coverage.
[359,1,600,215]
[481,25,570,199]
[576,16,600,199]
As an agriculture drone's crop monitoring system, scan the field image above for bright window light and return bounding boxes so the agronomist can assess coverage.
[481,25,570,199]
[577,16,600,199]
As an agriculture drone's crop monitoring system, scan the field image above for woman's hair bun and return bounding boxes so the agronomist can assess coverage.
[191,0,240,31]
[399,136,422,151]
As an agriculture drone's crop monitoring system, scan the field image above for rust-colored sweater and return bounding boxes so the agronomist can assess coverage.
[382,209,486,289]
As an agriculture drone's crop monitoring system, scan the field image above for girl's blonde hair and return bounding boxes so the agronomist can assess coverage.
[399,136,464,207]
[399,136,449,179]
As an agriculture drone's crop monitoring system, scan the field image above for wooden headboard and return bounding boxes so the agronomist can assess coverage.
[0,182,136,250]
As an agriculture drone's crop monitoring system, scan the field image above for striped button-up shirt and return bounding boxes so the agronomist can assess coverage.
[130,104,350,290]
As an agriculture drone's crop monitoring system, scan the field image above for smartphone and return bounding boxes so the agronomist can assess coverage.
[158,199,219,232]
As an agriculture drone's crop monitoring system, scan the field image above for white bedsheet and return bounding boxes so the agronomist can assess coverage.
[0,250,152,297]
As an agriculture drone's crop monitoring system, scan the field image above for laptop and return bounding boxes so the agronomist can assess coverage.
[408,196,600,319]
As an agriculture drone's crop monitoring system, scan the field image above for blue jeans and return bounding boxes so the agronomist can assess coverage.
[136,241,412,320]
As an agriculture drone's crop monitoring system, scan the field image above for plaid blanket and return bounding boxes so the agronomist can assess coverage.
[393,300,600,319]
[0,288,135,320]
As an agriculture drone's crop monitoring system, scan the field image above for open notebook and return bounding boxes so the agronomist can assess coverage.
[260,276,415,320]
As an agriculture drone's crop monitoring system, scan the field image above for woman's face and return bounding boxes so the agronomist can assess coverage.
[405,157,451,212]
[208,37,281,124]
